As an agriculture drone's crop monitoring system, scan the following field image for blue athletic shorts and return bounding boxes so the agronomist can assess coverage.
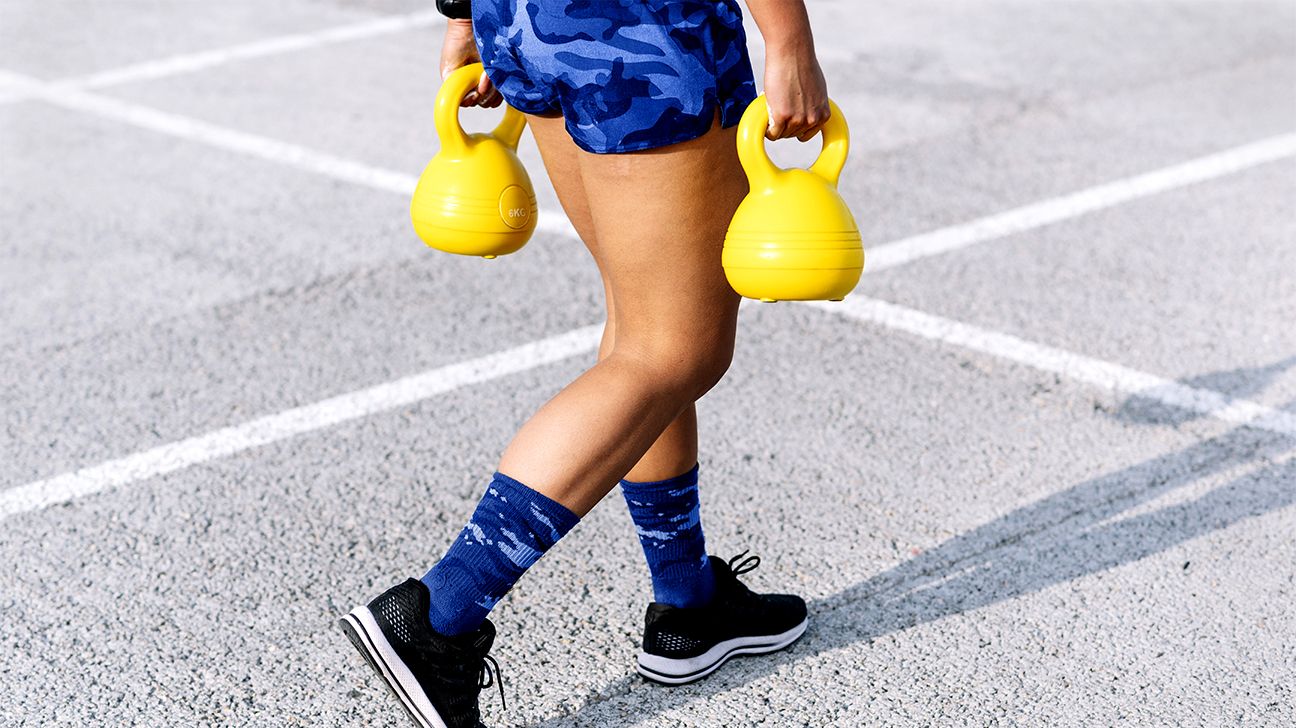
[471,0,759,154]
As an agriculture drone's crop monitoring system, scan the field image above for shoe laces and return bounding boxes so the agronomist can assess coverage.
[727,550,761,577]
[415,642,507,714]
[479,653,506,712]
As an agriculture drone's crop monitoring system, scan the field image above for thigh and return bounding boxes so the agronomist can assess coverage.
[527,113,606,266]
[527,109,748,350]
[574,111,749,349]
[526,112,618,347]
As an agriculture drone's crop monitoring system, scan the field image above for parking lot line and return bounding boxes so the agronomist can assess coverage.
[8,70,1291,268]
[4,68,1292,520]
[803,297,1296,438]
[0,325,603,520]
[0,68,416,187]
[5,286,1288,522]
[0,69,580,240]
[865,132,1296,271]
[0,10,443,105]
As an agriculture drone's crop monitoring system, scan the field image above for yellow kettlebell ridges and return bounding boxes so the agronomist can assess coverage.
[411,63,538,259]
[723,96,864,302]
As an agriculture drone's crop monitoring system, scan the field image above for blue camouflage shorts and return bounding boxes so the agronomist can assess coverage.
[471,0,759,154]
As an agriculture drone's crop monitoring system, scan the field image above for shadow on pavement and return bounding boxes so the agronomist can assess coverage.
[526,357,1296,727]
[1111,354,1296,427]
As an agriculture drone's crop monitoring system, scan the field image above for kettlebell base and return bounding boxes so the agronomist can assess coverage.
[725,266,861,302]
[755,296,845,303]
[413,222,534,258]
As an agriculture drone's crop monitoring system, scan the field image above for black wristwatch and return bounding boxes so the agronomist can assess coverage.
[437,0,472,20]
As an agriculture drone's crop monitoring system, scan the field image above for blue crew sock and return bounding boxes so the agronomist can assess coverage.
[420,471,579,636]
[620,462,715,609]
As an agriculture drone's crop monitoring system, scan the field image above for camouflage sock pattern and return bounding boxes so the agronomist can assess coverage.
[620,462,716,609]
[420,471,579,636]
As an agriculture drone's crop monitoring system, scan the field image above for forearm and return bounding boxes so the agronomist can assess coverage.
[439,8,500,106]
[742,0,828,140]
[743,0,817,56]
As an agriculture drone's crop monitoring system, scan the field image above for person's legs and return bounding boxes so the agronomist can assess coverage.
[522,113,722,609]
[415,110,746,638]
[343,4,783,721]
[494,110,747,515]
[523,114,703,485]
[516,114,807,688]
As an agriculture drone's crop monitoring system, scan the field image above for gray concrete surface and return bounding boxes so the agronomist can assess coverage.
[2,0,1294,726]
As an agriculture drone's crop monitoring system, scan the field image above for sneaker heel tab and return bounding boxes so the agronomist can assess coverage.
[644,602,675,624]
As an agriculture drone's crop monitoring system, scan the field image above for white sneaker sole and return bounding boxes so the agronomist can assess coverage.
[339,607,449,728]
[636,617,809,686]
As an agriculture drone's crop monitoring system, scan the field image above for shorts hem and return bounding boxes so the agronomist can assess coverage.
[566,93,755,154]
[504,98,561,117]
[570,123,712,154]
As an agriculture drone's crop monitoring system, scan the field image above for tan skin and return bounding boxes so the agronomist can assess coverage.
[439,3,829,515]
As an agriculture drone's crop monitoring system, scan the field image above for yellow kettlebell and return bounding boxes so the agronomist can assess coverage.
[410,63,537,259]
[722,96,864,301]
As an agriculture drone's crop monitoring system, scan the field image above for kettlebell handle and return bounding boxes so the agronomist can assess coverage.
[736,95,850,188]
[434,62,526,153]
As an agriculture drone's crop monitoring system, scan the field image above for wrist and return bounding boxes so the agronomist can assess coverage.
[444,18,474,43]
[765,32,815,59]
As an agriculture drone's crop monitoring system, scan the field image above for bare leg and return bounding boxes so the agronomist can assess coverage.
[496,111,747,515]
[521,114,703,485]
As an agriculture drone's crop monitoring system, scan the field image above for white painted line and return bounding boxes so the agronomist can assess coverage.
[0,325,602,520]
[803,296,1296,438]
[12,69,1290,267]
[0,69,417,192]
[10,288,1290,520]
[0,11,444,105]
[0,70,580,240]
[4,68,1292,517]
[75,11,444,90]
[864,132,1296,272]
[0,76,22,104]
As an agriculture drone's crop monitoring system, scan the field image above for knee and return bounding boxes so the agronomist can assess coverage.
[618,329,736,401]
[682,338,736,398]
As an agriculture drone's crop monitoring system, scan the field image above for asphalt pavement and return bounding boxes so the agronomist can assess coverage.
[1,1,1293,726]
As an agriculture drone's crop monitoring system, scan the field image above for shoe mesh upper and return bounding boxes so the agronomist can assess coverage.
[361,579,497,728]
[641,555,807,660]
[651,631,706,655]
[377,587,419,645]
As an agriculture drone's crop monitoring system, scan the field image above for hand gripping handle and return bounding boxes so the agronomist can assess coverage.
[434,62,527,153]
[736,95,851,188]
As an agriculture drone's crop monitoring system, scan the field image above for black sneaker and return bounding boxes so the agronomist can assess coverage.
[636,552,809,685]
[338,578,504,728]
